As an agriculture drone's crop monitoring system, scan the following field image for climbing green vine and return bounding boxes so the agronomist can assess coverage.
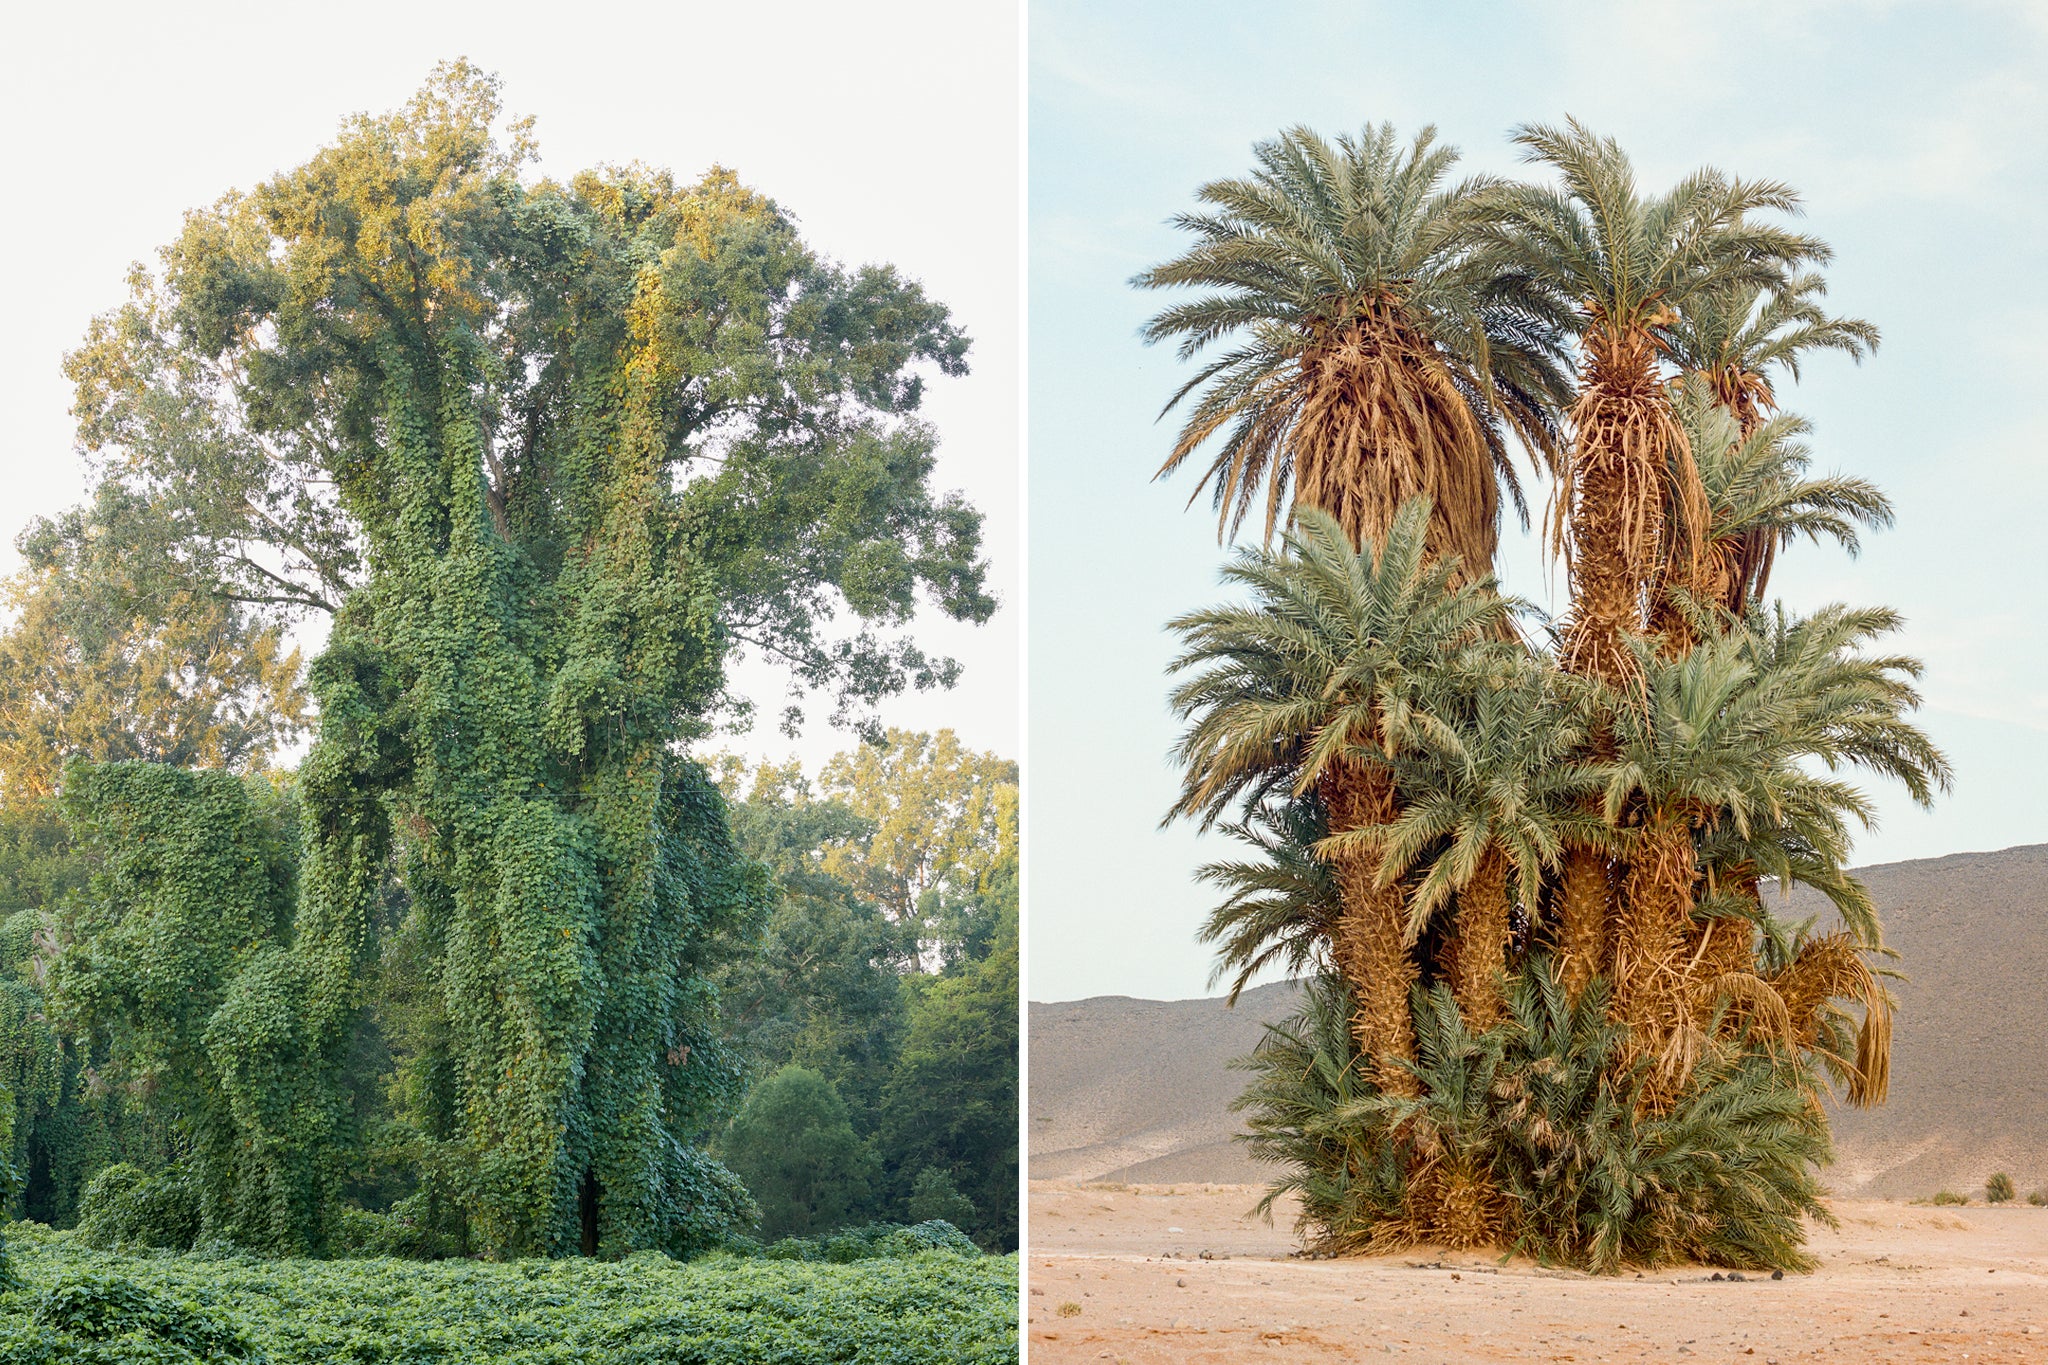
[31,63,991,1259]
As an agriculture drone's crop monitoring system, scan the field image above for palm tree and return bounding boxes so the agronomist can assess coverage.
[1659,273,1879,436]
[1597,606,1948,1102]
[1166,501,1510,1091]
[1474,117,1830,683]
[1343,659,1603,1028]
[1471,120,1833,1009]
[1652,382,1893,646]
[1196,795,1340,1005]
[1136,123,1570,571]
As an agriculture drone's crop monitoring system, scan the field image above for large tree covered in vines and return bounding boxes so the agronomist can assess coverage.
[51,65,995,1258]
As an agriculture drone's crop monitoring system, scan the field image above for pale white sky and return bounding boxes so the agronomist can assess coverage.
[1029,0,2048,1002]
[0,0,1020,772]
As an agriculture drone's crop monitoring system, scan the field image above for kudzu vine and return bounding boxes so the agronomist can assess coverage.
[41,63,987,1258]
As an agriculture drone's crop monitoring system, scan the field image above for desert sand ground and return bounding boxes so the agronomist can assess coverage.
[1027,1180,2048,1364]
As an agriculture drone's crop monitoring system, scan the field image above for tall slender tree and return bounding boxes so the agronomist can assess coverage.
[1166,503,1510,1090]
[1475,118,1828,682]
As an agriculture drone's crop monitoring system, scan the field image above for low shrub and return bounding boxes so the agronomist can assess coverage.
[755,1219,982,1263]
[330,1195,459,1260]
[11,1271,255,1360]
[0,1225,1017,1364]
[1234,961,1835,1273]
[1931,1190,1969,1206]
[2029,1189,2048,1208]
[73,1164,201,1252]
[1986,1173,2017,1205]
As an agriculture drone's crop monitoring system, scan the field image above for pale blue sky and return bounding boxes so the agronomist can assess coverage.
[1027,0,2048,1001]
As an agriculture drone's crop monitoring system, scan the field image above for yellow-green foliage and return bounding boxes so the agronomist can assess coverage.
[0,1224,1015,1363]
[1931,1190,1969,1206]
[38,60,993,1262]
[1986,1173,2017,1204]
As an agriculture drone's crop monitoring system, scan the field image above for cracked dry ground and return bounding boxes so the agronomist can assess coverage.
[1027,1182,2048,1364]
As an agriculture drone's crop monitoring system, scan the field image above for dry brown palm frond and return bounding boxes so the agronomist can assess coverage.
[1401,1153,1516,1251]
[1766,931,1893,1107]
[1282,297,1500,575]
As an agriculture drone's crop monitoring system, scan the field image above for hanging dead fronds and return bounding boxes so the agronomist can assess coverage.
[1286,297,1501,575]
[1555,321,1703,685]
[1766,932,1893,1107]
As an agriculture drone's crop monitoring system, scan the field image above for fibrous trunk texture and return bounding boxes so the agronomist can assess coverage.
[1321,758,1419,1097]
[1555,844,1609,1002]
[1446,845,1512,1030]
[1613,815,1699,1101]
[1556,326,1695,682]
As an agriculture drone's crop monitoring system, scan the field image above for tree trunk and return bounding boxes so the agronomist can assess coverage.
[1321,758,1419,1097]
[1558,327,1682,683]
[1554,844,1609,1002]
[1446,845,1512,1030]
[1613,816,1699,1098]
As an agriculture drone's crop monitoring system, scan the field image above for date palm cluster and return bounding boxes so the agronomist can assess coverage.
[1142,119,1948,1270]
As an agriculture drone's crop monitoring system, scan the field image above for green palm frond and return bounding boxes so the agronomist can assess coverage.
[1137,123,1571,547]
[1231,961,1833,1271]
[1165,500,1515,831]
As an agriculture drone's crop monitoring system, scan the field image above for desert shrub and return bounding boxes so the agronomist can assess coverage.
[1234,961,1834,1273]
[2030,1189,2048,1207]
[1986,1173,2017,1204]
[1931,1190,1969,1206]
[73,1163,201,1252]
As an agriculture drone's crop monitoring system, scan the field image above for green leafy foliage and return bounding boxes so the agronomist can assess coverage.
[877,900,1018,1251]
[1235,962,1834,1272]
[0,484,307,805]
[3,59,1012,1263]
[22,1272,252,1359]
[721,1067,876,1240]
[710,736,1018,1251]
[906,1167,978,1228]
[0,1224,1016,1364]
[1986,1173,2016,1204]
[72,1164,201,1252]
[751,1218,982,1263]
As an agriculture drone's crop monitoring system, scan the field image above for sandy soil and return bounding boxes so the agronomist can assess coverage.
[1027,1180,2048,1364]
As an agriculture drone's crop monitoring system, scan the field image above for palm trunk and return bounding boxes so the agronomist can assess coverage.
[1613,814,1698,1100]
[1554,844,1609,1001]
[1558,327,1683,682]
[1321,758,1419,1097]
[1446,845,1511,1030]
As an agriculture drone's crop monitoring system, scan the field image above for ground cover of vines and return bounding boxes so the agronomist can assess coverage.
[0,1221,1017,1364]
